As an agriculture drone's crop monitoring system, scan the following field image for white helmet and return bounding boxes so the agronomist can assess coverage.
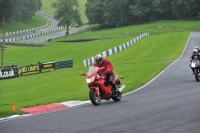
[195,46,199,49]
[94,54,104,65]
[193,49,198,55]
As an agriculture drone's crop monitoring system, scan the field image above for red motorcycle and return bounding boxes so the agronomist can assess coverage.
[80,66,126,105]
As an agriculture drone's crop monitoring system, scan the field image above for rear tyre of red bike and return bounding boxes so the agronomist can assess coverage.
[89,89,101,106]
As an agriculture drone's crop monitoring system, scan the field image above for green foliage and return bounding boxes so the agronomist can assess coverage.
[41,0,88,23]
[171,0,199,18]
[85,0,104,25]
[0,0,42,22]
[51,0,82,35]
[85,0,200,27]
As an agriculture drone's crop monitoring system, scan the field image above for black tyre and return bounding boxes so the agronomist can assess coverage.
[194,69,199,82]
[112,91,122,101]
[89,89,101,105]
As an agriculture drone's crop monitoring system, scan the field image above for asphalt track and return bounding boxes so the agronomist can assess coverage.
[0,32,200,133]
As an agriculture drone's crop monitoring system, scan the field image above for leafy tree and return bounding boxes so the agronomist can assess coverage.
[52,0,82,35]
[171,0,200,18]
[103,0,129,27]
[0,0,21,22]
[129,0,163,21]
[159,0,173,19]
[85,0,129,27]
[0,0,42,22]
[85,0,105,26]
[21,0,41,22]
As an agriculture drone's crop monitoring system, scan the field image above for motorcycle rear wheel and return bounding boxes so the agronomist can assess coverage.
[194,69,199,82]
[112,91,122,102]
[89,89,101,105]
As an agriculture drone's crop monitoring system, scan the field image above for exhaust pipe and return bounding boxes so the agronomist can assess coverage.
[119,85,126,92]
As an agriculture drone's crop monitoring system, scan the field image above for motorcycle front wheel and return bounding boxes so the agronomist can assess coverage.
[194,69,199,82]
[89,89,101,106]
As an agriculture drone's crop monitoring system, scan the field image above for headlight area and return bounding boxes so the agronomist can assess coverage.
[86,76,95,83]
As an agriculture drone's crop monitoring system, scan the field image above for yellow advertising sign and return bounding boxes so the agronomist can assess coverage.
[18,65,40,76]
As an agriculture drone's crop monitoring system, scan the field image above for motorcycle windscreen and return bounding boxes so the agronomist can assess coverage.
[87,66,99,76]
[191,60,200,67]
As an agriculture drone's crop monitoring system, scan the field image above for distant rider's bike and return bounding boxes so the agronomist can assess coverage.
[80,66,126,106]
[190,59,200,82]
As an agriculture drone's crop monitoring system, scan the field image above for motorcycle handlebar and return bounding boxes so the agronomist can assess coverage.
[97,72,106,75]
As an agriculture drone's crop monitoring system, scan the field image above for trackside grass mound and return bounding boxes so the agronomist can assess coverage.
[0,20,199,118]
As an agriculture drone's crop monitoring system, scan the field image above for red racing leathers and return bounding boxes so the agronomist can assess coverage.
[93,58,114,76]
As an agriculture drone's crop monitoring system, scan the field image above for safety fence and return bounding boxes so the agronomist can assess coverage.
[83,33,150,67]
[0,59,73,80]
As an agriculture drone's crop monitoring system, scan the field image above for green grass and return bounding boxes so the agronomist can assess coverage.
[41,0,57,16]
[0,20,197,118]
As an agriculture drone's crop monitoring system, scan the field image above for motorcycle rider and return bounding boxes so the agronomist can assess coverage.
[93,54,119,94]
[190,49,200,73]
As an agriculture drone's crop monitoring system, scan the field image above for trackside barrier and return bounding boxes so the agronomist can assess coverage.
[83,33,150,67]
[0,60,73,80]
[0,67,18,80]
[5,22,48,36]
[55,60,73,69]
[0,26,66,43]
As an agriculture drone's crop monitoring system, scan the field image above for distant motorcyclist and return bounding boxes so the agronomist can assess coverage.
[93,54,119,94]
[189,49,200,73]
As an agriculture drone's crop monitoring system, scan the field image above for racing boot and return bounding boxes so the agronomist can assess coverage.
[111,82,119,95]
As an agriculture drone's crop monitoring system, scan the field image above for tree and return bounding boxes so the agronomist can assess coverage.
[85,0,105,26]
[129,0,163,21]
[171,0,200,18]
[52,0,82,35]
[0,0,42,22]
[0,0,21,22]
[103,0,129,27]
[159,0,173,19]
[21,0,41,22]
[85,0,129,27]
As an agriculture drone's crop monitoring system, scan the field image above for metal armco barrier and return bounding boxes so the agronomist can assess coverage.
[55,60,73,69]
